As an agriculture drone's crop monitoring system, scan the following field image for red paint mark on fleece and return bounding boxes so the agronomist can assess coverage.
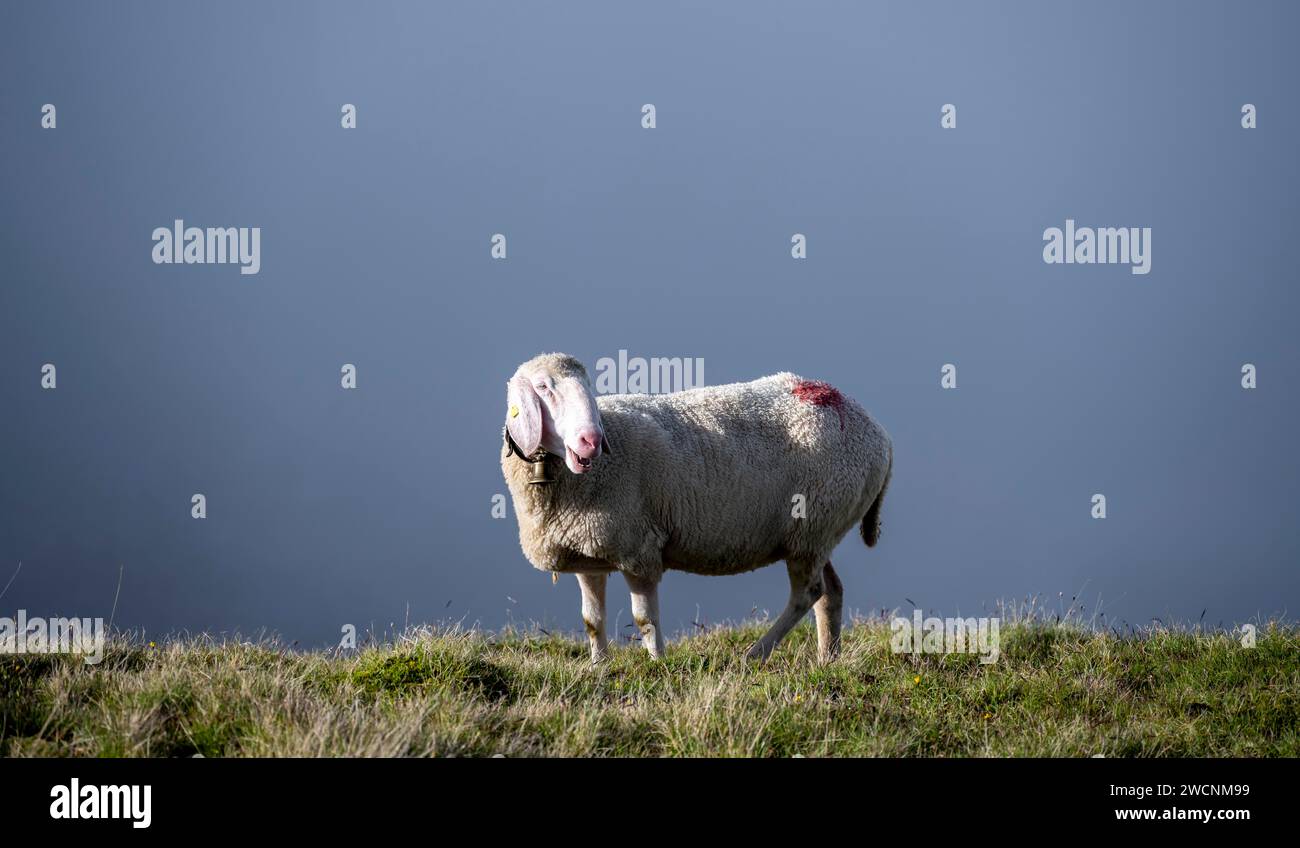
[791,380,846,430]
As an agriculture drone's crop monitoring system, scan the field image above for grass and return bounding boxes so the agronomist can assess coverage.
[2,617,1297,757]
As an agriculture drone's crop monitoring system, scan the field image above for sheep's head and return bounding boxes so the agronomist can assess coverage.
[505,353,611,475]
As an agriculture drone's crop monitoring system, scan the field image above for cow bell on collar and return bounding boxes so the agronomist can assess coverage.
[527,452,554,485]
[505,430,555,485]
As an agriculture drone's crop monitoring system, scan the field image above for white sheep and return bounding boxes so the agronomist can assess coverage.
[501,352,892,663]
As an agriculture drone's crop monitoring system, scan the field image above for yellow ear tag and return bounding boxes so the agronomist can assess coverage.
[509,405,519,418]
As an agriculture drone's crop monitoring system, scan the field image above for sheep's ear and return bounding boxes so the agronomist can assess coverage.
[506,374,542,457]
[601,433,613,456]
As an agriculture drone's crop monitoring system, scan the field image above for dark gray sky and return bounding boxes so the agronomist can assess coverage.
[2,1,1297,648]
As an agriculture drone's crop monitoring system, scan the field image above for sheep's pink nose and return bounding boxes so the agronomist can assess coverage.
[574,428,602,458]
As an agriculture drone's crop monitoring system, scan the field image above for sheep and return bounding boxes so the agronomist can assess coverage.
[501,352,892,663]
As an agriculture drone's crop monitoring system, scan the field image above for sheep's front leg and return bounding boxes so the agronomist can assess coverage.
[747,559,824,661]
[625,575,665,659]
[576,573,609,664]
[813,562,843,663]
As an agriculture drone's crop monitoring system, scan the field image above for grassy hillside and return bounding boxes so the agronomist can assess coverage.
[2,619,1296,757]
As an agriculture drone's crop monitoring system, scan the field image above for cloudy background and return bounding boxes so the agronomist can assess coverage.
[2,0,1297,647]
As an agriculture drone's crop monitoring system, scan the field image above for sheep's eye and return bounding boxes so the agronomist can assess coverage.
[535,383,551,394]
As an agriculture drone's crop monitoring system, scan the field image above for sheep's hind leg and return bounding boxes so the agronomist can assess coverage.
[576,573,609,664]
[625,575,666,659]
[747,559,825,661]
[813,562,843,663]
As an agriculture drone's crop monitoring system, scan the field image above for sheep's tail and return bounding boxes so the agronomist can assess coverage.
[861,451,892,548]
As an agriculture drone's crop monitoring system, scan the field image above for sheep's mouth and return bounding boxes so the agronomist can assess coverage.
[565,446,594,474]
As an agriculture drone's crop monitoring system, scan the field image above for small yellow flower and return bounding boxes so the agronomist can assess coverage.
[794,693,804,703]
[913,675,921,684]
[149,641,156,649]
[983,712,992,720]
